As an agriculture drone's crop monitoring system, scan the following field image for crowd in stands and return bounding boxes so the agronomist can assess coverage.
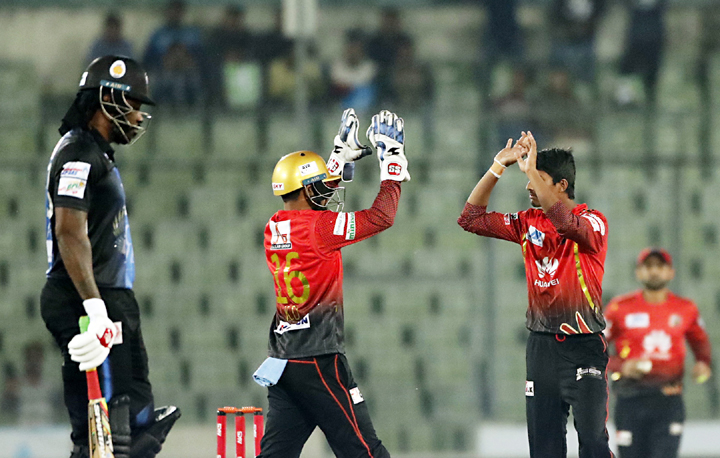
[86,1,433,115]
[485,0,670,148]
[82,0,719,150]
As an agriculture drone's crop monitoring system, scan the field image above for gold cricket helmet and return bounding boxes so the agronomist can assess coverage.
[271,151,344,210]
[271,151,340,196]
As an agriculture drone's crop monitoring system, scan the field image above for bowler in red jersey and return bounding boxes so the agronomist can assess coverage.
[458,132,613,458]
[604,248,712,458]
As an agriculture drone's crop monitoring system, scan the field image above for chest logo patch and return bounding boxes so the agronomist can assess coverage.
[642,330,672,359]
[669,314,682,327]
[625,313,650,329]
[528,225,545,247]
[270,220,292,250]
[535,257,559,278]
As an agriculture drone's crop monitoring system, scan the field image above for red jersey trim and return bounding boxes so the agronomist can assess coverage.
[574,242,597,312]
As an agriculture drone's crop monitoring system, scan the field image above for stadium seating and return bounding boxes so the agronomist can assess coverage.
[2,5,720,454]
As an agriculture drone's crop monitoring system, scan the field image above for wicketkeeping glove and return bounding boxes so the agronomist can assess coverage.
[68,298,117,371]
[366,110,410,182]
[326,108,372,182]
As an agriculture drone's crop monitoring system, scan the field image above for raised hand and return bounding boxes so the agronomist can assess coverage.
[495,135,529,168]
[327,108,372,181]
[515,131,537,174]
[366,110,410,182]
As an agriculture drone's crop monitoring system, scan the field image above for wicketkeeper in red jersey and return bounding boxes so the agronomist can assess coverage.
[604,248,712,458]
[458,132,613,458]
[252,109,410,457]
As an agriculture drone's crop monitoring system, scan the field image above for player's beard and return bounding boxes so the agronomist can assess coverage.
[110,123,137,145]
[643,277,669,291]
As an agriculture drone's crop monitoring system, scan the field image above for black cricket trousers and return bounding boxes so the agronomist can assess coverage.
[41,278,154,446]
[526,331,614,458]
[258,353,390,458]
[614,393,684,458]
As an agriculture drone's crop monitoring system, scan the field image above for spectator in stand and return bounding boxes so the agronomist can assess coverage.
[537,68,591,143]
[206,5,258,109]
[483,0,524,64]
[330,30,378,112]
[366,8,412,102]
[698,5,720,96]
[386,37,433,111]
[550,0,605,84]
[255,7,293,65]
[87,12,134,64]
[142,0,205,107]
[267,42,324,108]
[493,68,538,149]
[617,0,667,106]
[366,8,410,68]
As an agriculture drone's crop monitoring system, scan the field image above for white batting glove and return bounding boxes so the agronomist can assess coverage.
[68,298,117,371]
[366,110,410,182]
[326,108,372,182]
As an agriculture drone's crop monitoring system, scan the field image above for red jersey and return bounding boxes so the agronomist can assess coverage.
[458,201,608,334]
[604,291,712,393]
[264,181,401,358]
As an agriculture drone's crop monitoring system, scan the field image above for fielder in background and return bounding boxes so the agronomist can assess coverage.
[41,55,180,458]
[252,109,410,457]
[604,248,713,458]
[458,132,613,457]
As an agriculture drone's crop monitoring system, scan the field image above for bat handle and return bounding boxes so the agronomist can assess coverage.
[78,316,102,396]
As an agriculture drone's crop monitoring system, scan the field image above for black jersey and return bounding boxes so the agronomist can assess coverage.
[45,128,135,289]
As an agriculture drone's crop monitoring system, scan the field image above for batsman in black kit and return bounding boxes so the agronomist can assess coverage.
[41,56,180,458]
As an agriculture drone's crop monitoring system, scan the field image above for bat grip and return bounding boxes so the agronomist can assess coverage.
[86,369,103,400]
[79,315,104,400]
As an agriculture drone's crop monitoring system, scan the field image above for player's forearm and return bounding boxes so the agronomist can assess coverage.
[688,329,713,365]
[457,203,513,241]
[57,232,101,300]
[466,164,504,207]
[362,181,401,230]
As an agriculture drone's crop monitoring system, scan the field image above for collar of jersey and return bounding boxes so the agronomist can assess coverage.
[88,128,115,161]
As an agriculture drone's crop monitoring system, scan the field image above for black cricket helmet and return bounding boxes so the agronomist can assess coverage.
[79,55,154,144]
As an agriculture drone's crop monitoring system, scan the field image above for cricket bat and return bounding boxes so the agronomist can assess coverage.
[79,316,115,458]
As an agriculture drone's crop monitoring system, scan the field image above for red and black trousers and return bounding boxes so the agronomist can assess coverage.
[258,353,390,458]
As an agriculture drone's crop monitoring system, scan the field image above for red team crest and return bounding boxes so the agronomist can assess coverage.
[269,220,292,250]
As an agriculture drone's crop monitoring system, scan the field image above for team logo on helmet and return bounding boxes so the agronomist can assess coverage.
[109,60,127,79]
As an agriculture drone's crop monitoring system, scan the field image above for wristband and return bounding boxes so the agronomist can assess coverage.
[494,158,507,169]
[489,161,505,179]
[83,298,108,318]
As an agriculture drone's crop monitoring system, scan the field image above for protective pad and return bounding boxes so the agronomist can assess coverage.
[130,405,181,458]
[109,395,131,458]
[69,444,89,458]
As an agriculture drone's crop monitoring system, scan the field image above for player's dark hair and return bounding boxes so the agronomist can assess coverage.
[281,188,303,203]
[59,89,102,136]
[536,148,575,199]
[105,11,122,27]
